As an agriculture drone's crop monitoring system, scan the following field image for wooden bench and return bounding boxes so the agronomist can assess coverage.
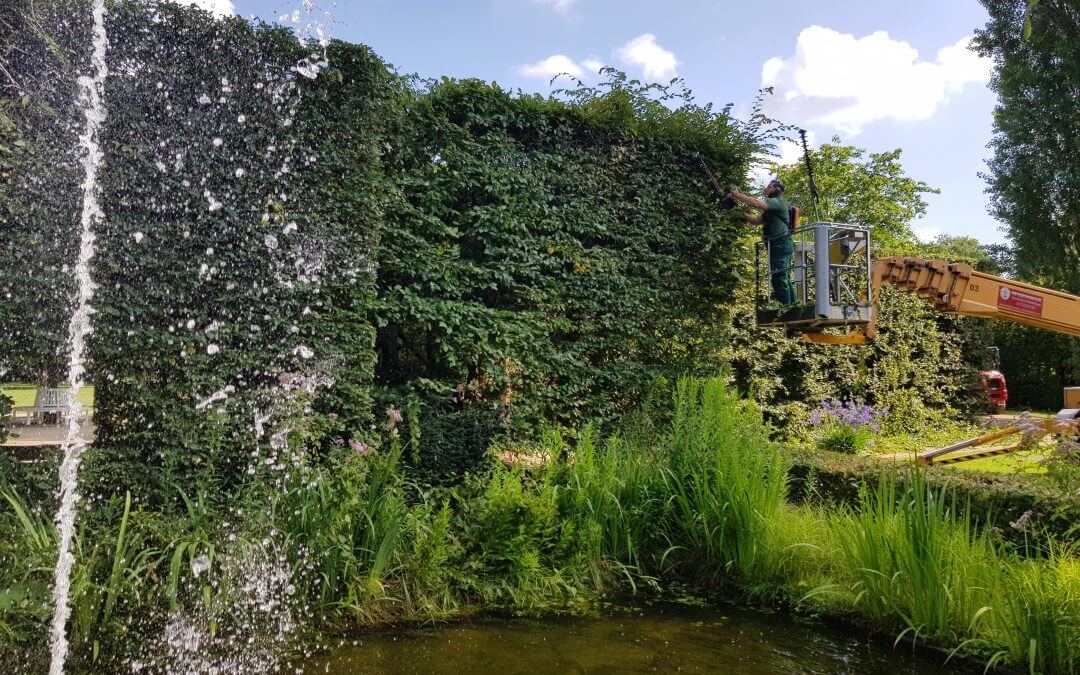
[11,388,74,426]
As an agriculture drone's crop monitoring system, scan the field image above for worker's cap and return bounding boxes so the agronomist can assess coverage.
[768,178,785,195]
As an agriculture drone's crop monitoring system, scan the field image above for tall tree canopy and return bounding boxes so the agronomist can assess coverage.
[770,139,937,254]
[975,0,1080,292]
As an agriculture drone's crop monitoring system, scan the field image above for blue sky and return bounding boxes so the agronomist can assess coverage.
[208,0,1005,244]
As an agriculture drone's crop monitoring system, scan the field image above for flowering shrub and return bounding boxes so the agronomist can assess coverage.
[809,400,888,454]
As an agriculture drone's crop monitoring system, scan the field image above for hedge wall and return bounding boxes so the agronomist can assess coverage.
[0,0,86,385]
[374,76,757,477]
[1,2,390,497]
[788,449,1079,545]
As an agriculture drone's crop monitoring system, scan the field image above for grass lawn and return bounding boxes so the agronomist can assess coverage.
[1,383,95,408]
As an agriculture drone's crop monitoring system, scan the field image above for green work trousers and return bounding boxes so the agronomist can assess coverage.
[769,246,795,305]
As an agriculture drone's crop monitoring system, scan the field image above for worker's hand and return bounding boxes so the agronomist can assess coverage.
[728,185,740,196]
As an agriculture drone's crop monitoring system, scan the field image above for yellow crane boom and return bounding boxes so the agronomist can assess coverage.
[804,256,1080,344]
[872,257,1080,337]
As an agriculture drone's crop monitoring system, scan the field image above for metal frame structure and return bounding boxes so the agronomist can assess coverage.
[755,222,874,338]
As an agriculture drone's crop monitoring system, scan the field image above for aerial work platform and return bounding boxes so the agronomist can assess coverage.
[756,222,874,342]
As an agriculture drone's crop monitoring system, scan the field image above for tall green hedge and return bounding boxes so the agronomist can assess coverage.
[90,5,392,497]
[0,0,86,384]
[375,76,756,460]
[1,2,389,497]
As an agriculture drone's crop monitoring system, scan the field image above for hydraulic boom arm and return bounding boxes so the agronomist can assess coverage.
[803,256,1080,465]
[804,256,1080,344]
[871,257,1080,336]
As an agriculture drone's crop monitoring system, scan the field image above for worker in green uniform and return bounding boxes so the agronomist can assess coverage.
[729,179,796,305]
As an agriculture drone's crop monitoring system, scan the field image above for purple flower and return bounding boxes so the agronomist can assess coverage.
[813,400,888,432]
[1010,510,1033,532]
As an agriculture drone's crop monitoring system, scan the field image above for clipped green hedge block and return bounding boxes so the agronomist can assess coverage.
[787,450,1079,545]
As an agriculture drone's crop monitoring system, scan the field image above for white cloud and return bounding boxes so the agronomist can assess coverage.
[748,163,774,188]
[517,54,585,79]
[615,34,679,82]
[532,0,578,16]
[775,129,816,166]
[581,57,605,75]
[913,226,942,243]
[761,27,992,135]
[516,54,605,80]
[174,0,235,17]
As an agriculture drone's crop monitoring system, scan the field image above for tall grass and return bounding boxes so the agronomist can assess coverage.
[556,426,662,584]
[826,475,1002,645]
[995,547,1080,673]
[263,446,409,623]
[662,378,787,581]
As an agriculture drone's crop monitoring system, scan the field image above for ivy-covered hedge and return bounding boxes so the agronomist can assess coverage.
[1,2,391,497]
[0,1,85,385]
[723,285,982,434]
[0,394,11,444]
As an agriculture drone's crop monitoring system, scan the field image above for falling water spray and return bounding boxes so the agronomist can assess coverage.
[49,0,108,672]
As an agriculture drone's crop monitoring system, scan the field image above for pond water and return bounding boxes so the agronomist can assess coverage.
[304,600,968,674]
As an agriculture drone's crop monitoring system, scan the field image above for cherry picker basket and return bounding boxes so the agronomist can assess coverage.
[755,222,874,336]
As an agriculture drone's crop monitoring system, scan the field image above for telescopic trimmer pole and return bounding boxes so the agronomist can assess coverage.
[699,158,725,196]
[799,129,820,222]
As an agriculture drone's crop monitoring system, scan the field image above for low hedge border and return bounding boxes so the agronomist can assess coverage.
[786,449,1079,546]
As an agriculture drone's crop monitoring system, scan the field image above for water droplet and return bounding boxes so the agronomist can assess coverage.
[203,190,223,212]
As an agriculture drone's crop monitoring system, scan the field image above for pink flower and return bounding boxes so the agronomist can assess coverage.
[349,439,372,457]
[327,413,339,421]
[386,407,403,430]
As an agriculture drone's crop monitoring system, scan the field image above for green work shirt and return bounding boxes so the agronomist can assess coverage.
[763,196,793,253]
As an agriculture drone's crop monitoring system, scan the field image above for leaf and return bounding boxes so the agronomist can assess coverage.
[1023,0,1039,40]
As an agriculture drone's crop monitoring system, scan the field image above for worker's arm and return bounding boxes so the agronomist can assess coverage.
[728,187,767,211]
[741,213,763,225]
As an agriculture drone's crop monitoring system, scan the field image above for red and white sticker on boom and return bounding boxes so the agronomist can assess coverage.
[997,286,1044,317]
